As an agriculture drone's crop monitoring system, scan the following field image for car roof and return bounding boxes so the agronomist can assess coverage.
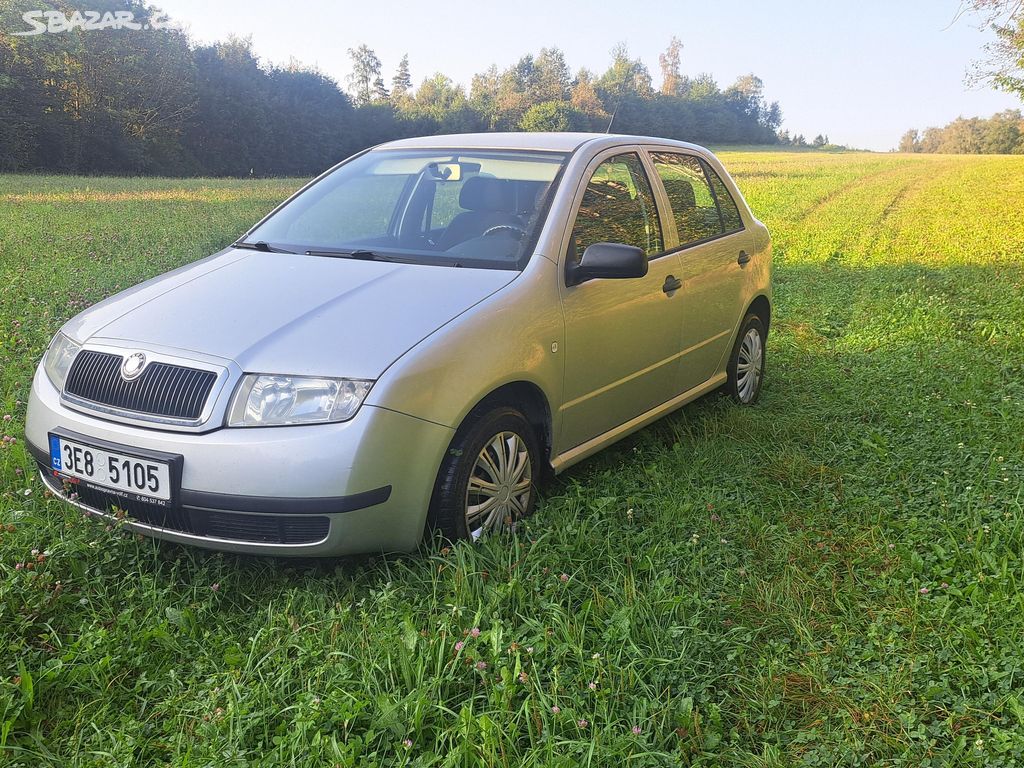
[374,132,712,156]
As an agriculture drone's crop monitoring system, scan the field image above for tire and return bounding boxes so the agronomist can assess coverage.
[428,406,540,542]
[726,313,766,404]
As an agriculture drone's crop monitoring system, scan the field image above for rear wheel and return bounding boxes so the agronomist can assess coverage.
[428,406,540,542]
[726,313,766,404]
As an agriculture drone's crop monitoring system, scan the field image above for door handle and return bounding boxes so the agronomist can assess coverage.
[662,275,682,294]
[737,250,751,266]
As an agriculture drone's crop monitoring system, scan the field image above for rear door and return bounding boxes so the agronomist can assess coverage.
[646,150,752,393]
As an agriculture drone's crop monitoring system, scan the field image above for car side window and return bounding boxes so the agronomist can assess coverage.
[570,152,663,263]
[649,152,723,246]
[702,161,744,233]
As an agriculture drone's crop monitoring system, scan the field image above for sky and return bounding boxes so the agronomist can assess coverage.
[154,0,1023,151]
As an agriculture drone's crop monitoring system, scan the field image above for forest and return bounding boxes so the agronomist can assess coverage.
[0,1,785,176]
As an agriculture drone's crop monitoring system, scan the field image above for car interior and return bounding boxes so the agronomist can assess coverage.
[251,152,564,267]
[409,167,553,261]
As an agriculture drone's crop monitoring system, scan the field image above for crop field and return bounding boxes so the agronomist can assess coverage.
[1,150,1024,766]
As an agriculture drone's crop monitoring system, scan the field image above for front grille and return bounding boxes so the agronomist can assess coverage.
[44,471,329,545]
[65,350,217,421]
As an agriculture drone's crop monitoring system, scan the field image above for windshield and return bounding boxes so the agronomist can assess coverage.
[242,148,569,270]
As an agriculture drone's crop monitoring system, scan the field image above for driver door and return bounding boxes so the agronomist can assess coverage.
[556,150,685,451]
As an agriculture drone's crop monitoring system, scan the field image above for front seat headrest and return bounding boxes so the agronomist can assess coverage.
[458,176,515,212]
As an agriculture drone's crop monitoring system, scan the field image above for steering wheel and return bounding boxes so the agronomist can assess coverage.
[482,224,527,240]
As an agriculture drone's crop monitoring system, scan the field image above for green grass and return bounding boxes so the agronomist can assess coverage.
[2,152,1024,766]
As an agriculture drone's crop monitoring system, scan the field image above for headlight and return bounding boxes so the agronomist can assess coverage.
[227,374,373,427]
[43,332,81,390]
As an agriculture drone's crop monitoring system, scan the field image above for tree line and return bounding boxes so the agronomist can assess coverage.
[899,111,1024,154]
[0,1,787,177]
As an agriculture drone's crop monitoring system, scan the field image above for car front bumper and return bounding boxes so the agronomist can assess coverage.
[26,366,454,556]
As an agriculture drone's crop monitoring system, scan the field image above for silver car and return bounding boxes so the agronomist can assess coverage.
[26,133,771,555]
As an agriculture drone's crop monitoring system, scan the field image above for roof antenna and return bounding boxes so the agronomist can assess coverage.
[605,79,626,133]
[605,101,618,133]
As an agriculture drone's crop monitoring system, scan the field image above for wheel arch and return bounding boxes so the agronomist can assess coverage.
[425,379,553,541]
[464,380,554,477]
[747,293,772,335]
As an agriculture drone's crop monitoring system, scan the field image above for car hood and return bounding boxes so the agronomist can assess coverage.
[66,249,516,379]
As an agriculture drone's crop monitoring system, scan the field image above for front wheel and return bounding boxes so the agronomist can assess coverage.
[726,314,766,404]
[428,406,540,542]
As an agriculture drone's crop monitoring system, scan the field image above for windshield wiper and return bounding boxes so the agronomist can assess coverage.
[303,248,408,263]
[233,240,298,254]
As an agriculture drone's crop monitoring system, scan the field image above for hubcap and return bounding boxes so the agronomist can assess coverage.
[465,431,532,540]
[736,328,763,403]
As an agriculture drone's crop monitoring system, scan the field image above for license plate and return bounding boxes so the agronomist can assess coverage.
[48,434,172,503]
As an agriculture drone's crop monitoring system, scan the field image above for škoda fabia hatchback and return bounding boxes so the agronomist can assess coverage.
[27,133,771,555]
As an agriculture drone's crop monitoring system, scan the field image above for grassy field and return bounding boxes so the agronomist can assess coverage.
[1,151,1023,766]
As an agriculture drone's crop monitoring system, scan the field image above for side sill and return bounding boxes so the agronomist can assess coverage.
[550,373,727,474]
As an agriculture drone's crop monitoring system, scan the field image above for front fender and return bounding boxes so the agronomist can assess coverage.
[364,256,564,434]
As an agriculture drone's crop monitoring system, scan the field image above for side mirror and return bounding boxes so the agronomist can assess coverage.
[567,242,648,286]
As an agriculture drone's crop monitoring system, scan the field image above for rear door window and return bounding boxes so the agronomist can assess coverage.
[649,152,723,246]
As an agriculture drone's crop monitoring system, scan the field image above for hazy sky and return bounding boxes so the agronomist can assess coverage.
[154,0,1022,150]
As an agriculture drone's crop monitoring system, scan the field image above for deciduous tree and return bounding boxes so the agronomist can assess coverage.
[347,44,383,106]
[898,129,921,152]
[964,0,1024,98]
[659,36,686,96]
